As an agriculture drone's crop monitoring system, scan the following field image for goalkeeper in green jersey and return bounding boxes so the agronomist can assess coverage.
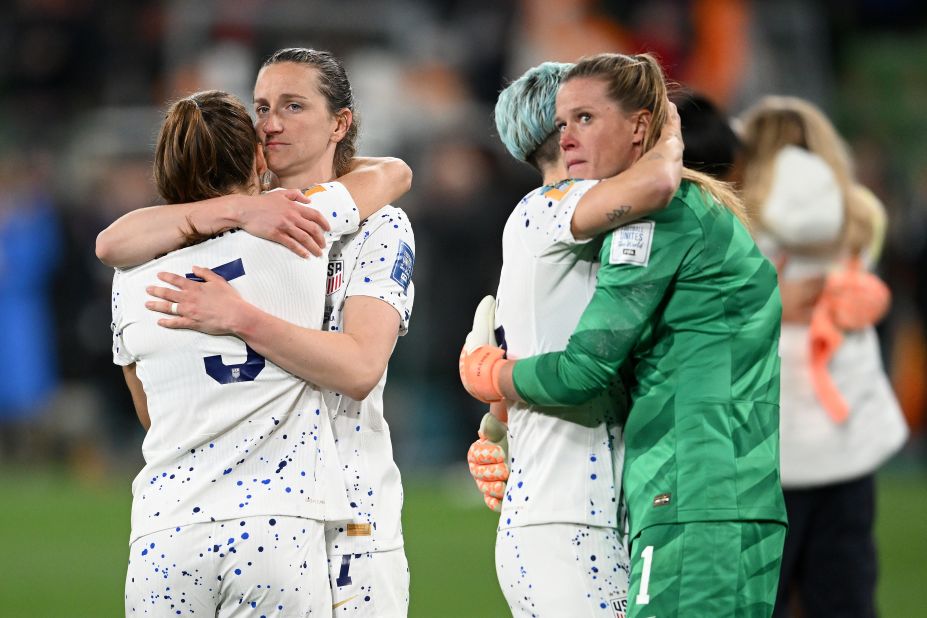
[460,53,787,618]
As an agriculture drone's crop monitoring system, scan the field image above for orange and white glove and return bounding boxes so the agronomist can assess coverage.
[467,412,509,512]
[459,295,507,403]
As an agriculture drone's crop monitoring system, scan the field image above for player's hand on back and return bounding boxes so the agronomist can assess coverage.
[236,189,330,258]
[145,266,251,336]
[467,412,509,512]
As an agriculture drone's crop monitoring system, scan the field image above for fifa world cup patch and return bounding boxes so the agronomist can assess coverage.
[327,260,344,295]
[609,220,654,267]
[390,240,414,292]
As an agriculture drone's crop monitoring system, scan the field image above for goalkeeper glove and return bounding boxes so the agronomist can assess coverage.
[467,412,509,512]
[459,295,507,403]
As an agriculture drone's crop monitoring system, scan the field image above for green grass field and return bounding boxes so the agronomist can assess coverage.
[0,467,923,616]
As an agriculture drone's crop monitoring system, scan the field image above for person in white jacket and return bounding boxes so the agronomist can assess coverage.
[739,95,908,618]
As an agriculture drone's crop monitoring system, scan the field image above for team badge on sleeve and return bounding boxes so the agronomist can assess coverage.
[609,220,655,267]
[390,241,414,292]
[327,260,344,295]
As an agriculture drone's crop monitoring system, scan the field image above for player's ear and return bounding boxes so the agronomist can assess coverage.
[331,108,352,143]
[631,110,652,146]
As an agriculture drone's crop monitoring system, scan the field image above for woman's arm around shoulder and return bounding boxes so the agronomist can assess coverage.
[96,190,328,267]
[570,101,683,240]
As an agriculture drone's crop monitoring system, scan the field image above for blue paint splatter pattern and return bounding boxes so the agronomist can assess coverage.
[495,523,629,617]
[320,206,414,558]
[326,550,410,616]
[492,180,629,615]
[125,516,330,616]
[495,179,626,531]
[111,205,358,544]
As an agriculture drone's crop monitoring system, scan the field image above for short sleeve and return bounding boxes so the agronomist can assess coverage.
[300,182,361,241]
[547,179,600,248]
[345,209,416,335]
[111,270,135,367]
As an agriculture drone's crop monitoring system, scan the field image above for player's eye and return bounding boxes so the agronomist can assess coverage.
[286,102,303,112]
[255,105,269,115]
[579,112,592,123]
[555,121,566,132]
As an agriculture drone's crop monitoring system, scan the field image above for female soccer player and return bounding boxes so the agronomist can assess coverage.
[461,53,788,617]
[115,89,408,615]
[465,61,683,616]
[100,49,415,616]
[739,96,907,618]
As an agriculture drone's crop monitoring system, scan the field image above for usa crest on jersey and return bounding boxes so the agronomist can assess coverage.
[327,260,344,295]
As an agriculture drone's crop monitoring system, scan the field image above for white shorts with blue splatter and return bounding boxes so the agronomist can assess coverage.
[125,515,328,616]
[496,523,630,617]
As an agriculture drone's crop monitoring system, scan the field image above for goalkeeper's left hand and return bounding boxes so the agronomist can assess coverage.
[459,295,507,403]
[467,412,509,512]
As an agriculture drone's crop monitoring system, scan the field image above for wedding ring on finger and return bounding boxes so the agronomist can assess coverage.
[170,302,179,315]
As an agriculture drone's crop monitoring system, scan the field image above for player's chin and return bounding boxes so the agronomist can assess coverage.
[264,150,288,167]
[567,162,591,179]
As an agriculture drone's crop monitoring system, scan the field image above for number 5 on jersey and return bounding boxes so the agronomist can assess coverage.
[187,258,266,384]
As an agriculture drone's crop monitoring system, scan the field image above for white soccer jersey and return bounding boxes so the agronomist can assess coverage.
[112,182,360,543]
[495,179,626,530]
[321,206,415,555]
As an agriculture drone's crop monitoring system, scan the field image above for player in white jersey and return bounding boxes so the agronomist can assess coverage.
[113,90,411,616]
[461,62,683,616]
[113,90,410,616]
[98,49,415,616]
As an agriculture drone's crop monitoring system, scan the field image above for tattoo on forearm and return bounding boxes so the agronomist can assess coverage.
[606,205,632,222]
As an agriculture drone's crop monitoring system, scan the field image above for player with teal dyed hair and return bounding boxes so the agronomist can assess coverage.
[463,60,683,616]
[494,61,573,164]
[462,52,787,618]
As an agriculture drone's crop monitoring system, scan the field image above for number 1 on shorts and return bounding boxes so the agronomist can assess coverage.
[636,545,653,605]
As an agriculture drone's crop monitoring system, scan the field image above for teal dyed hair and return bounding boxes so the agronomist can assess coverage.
[494,62,573,163]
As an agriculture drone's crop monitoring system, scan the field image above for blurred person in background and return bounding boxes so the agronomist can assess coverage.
[671,89,743,183]
[464,61,683,615]
[739,95,908,618]
[98,48,416,617]
[461,53,787,617]
[113,89,407,616]
[0,149,61,461]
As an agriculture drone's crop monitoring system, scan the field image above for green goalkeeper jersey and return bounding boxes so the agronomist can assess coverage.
[512,180,787,539]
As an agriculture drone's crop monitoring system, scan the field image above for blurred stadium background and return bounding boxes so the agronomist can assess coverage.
[0,0,925,615]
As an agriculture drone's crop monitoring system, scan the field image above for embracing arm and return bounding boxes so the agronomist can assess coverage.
[504,205,693,406]
[146,264,402,401]
[232,295,400,401]
[570,102,683,240]
[339,157,413,221]
[503,266,667,406]
[96,190,324,267]
[95,157,411,268]
[122,364,150,430]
